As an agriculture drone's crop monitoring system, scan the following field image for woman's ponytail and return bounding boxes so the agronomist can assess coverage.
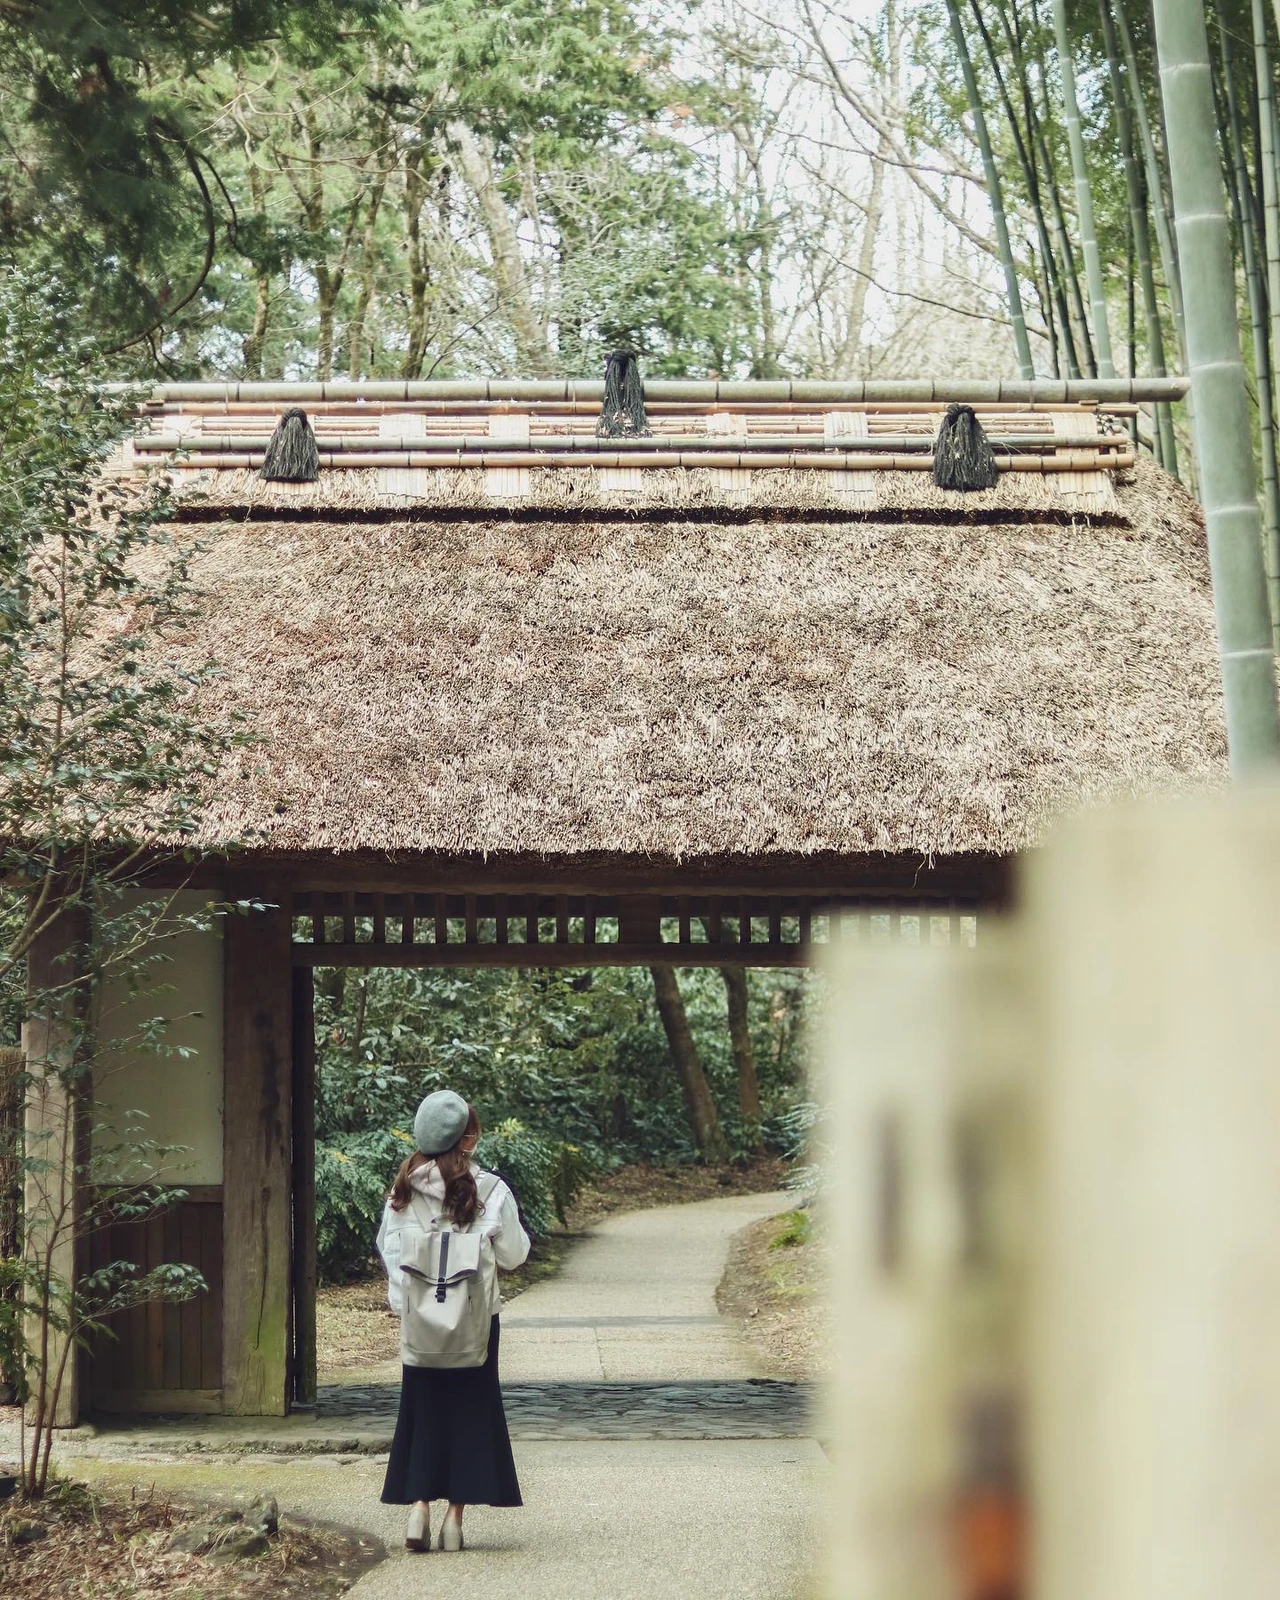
[436,1104,482,1227]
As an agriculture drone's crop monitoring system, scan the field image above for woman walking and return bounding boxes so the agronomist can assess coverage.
[377,1089,530,1552]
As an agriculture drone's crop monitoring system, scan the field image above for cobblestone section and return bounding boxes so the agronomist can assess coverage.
[33,1379,814,1459]
[319,1378,813,1440]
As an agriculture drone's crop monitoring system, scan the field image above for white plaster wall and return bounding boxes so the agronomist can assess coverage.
[92,891,224,1184]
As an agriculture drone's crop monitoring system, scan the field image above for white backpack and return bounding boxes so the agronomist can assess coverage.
[396,1172,503,1369]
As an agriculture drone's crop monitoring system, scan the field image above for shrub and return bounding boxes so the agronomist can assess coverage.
[768,1209,814,1250]
[477,1119,593,1239]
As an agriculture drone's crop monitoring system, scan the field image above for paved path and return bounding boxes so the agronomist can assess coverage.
[501,1188,792,1382]
[8,1188,824,1597]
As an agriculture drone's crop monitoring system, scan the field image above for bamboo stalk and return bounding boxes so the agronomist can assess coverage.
[972,0,1080,378]
[1100,0,1178,473]
[1052,0,1116,376]
[1253,0,1280,640]
[1216,0,1280,624]
[1019,0,1099,374]
[1113,0,1197,493]
[945,0,1035,377]
[1151,0,1280,769]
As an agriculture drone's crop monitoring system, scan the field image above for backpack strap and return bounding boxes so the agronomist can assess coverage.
[405,1190,441,1235]
[477,1169,504,1212]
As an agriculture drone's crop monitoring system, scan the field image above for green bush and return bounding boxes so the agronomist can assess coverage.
[768,1209,813,1250]
[315,1120,595,1282]
[315,1127,414,1281]
[477,1118,593,1239]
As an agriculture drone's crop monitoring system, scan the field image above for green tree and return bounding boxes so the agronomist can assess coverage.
[0,270,246,1493]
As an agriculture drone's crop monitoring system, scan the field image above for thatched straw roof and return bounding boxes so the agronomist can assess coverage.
[149,441,1224,862]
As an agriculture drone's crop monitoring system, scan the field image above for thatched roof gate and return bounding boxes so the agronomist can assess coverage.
[61,374,1222,1426]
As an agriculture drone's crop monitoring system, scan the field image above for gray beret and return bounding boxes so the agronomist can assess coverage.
[413,1089,471,1157]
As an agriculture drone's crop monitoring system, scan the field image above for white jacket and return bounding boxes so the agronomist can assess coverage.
[376,1161,530,1319]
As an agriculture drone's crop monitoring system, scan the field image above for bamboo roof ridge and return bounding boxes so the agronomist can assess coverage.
[121,383,1156,513]
[115,376,1191,404]
[137,449,1225,863]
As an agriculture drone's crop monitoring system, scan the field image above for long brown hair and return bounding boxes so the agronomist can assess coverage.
[389,1104,482,1226]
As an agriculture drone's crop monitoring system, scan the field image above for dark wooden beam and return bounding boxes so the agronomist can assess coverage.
[291,941,808,969]
[222,883,293,1416]
[99,848,1017,910]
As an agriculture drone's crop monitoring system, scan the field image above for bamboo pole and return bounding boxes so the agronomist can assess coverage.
[114,378,1191,403]
[1052,0,1116,377]
[148,449,1136,472]
[133,430,1128,455]
[1252,0,1280,641]
[1151,0,1280,770]
[1100,0,1178,473]
[945,0,1035,377]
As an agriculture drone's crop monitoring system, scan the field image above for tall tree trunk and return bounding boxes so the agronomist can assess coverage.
[1053,0,1116,374]
[840,133,889,373]
[719,967,763,1154]
[1100,0,1178,472]
[1152,0,1280,770]
[243,272,270,380]
[403,145,432,380]
[1252,0,1280,640]
[945,0,1034,376]
[347,174,387,380]
[449,122,554,376]
[1218,2,1280,610]
[649,965,728,1162]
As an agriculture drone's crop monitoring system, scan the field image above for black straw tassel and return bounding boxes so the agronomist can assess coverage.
[596,351,650,438]
[261,407,319,482]
[932,403,998,490]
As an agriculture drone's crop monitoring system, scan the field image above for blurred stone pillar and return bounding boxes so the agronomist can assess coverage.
[1028,793,1280,1600]
[822,935,1029,1600]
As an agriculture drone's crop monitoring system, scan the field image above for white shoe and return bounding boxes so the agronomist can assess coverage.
[405,1504,431,1552]
[439,1511,464,1552]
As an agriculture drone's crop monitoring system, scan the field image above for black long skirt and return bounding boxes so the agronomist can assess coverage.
[380,1316,522,1507]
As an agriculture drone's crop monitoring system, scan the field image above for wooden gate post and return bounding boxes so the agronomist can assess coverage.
[222,884,293,1415]
[291,966,317,1407]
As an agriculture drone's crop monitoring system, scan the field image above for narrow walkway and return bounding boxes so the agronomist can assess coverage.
[501,1187,791,1382]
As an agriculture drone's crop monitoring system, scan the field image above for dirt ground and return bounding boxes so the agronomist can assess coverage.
[564,1156,789,1228]
[715,1207,827,1381]
[317,1159,788,1380]
[0,1478,380,1599]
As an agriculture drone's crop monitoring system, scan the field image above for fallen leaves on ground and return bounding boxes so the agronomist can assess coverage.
[716,1207,828,1381]
[0,1477,380,1598]
[565,1156,789,1228]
